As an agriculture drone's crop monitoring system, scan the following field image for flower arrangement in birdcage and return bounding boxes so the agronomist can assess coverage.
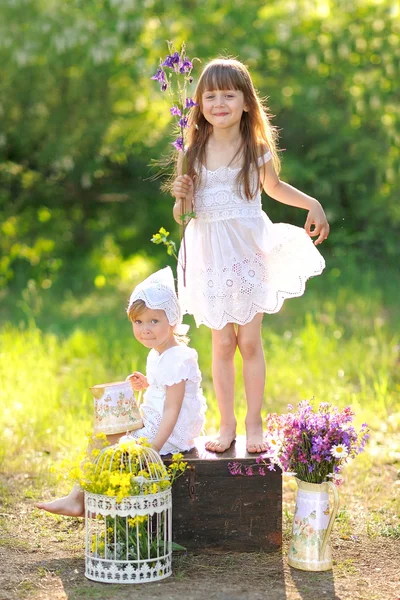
[229,400,369,485]
[73,435,187,584]
[150,41,198,284]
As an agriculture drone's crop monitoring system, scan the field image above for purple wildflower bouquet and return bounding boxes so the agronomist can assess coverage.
[229,400,369,485]
[151,41,197,158]
[151,41,198,283]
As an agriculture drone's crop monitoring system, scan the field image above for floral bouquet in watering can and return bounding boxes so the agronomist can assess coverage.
[264,400,369,571]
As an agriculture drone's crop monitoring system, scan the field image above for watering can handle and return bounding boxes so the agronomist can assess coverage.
[320,481,340,558]
[137,389,144,406]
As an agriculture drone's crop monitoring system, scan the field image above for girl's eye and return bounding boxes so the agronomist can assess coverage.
[151,319,158,324]
[134,320,141,325]
[205,95,214,100]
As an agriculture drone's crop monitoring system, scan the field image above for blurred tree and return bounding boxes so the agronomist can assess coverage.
[0,0,398,295]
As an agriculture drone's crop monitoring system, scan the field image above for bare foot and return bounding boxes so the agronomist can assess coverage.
[205,426,236,453]
[246,422,267,454]
[35,489,85,517]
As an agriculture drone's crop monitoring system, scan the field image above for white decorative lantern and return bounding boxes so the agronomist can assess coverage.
[84,443,172,584]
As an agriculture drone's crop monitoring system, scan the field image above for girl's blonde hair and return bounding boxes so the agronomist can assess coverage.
[127,299,148,323]
[184,58,281,200]
[127,299,189,345]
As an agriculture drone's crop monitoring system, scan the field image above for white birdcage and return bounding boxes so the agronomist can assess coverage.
[84,441,172,584]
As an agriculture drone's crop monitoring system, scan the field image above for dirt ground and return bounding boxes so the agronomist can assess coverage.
[1,466,399,600]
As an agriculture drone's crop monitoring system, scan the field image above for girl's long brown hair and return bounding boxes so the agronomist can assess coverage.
[183,58,281,200]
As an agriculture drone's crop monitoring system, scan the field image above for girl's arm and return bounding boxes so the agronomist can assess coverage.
[151,380,186,453]
[261,160,330,245]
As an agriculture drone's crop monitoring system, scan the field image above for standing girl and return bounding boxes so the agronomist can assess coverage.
[36,267,206,516]
[172,58,329,454]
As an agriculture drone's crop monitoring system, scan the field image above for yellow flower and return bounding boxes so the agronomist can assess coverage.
[137,437,152,447]
[137,470,150,479]
[172,453,184,461]
[109,472,122,487]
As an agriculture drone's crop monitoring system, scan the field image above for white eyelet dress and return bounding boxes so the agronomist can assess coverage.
[177,152,326,330]
[127,345,207,455]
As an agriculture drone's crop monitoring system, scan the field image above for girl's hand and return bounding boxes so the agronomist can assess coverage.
[304,204,330,246]
[126,372,149,391]
[173,175,194,205]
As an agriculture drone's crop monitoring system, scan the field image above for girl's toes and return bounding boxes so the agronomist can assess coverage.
[246,441,267,454]
[205,436,235,453]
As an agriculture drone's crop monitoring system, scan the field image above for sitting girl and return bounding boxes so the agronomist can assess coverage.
[36,266,206,516]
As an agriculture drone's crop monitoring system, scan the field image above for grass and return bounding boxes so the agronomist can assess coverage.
[1,260,399,525]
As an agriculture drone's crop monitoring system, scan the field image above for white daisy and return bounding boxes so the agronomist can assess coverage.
[266,435,281,451]
[330,444,349,459]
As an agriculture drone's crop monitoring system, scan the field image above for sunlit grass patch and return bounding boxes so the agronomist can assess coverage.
[1,266,399,496]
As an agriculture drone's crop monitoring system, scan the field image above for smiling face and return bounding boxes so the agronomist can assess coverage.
[131,307,175,354]
[201,89,247,130]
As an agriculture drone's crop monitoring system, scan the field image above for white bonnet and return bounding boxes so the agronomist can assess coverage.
[127,266,188,333]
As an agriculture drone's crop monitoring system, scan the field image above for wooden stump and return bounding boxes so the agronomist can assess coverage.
[163,436,282,553]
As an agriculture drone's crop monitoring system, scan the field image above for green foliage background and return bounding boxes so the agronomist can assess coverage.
[1,0,399,304]
[0,0,399,487]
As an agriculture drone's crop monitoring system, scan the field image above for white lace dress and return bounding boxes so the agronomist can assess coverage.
[127,345,206,455]
[178,152,325,330]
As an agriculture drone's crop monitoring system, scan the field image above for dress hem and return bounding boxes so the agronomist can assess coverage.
[183,260,325,330]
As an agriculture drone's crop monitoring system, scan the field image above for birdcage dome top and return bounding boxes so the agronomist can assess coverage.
[93,438,169,486]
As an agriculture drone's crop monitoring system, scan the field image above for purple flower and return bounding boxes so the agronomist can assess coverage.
[161,82,168,92]
[172,136,184,152]
[170,106,182,117]
[179,59,193,73]
[151,68,166,83]
[162,52,180,68]
[179,116,189,128]
[311,435,325,453]
[228,461,243,476]
[185,97,198,109]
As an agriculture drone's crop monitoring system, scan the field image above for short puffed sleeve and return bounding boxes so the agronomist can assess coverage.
[156,346,201,387]
[257,150,272,167]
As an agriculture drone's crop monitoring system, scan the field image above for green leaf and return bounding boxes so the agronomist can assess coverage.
[171,541,187,552]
